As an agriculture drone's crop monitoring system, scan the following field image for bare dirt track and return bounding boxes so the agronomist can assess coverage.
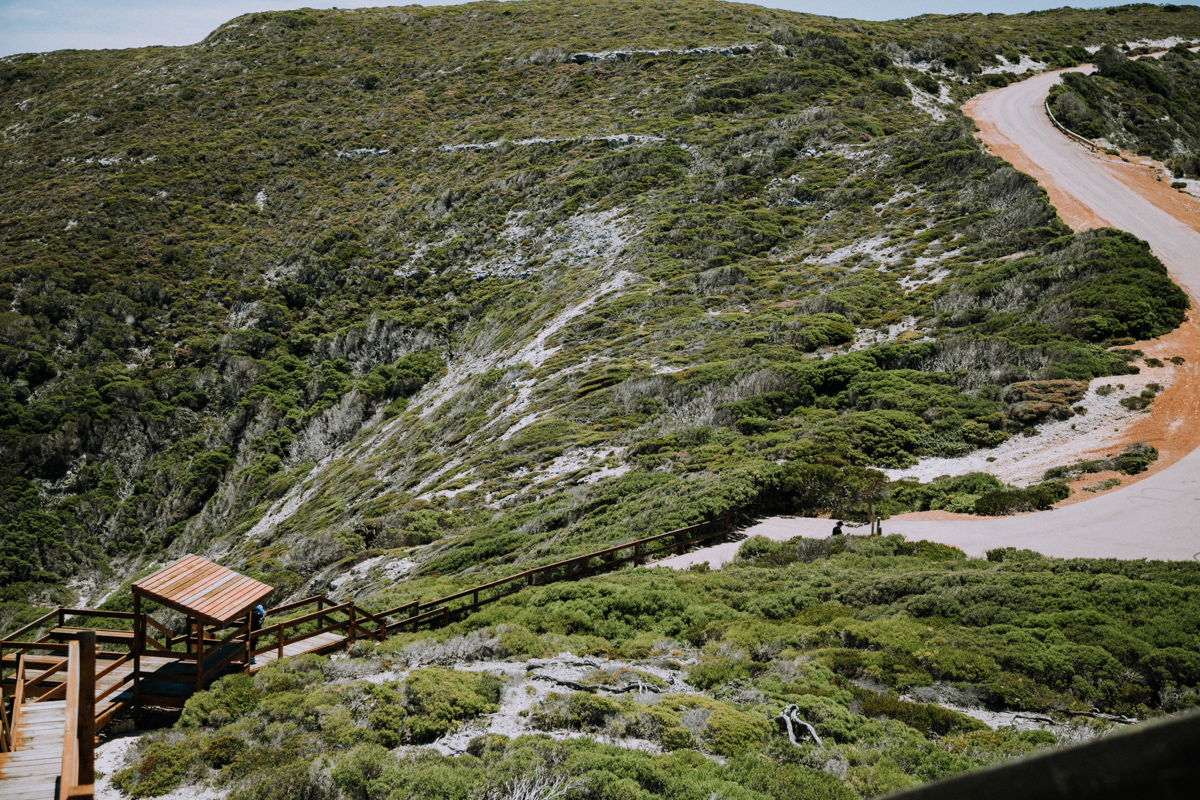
[658,68,1200,566]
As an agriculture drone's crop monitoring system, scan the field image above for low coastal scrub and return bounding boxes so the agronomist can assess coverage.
[3,1,1198,616]
[1043,443,1160,481]
[108,537,1200,799]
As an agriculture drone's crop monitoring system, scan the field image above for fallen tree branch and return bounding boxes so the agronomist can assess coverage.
[1061,709,1138,725]
[1013,714,1055,724]
[531,673,661,694]
[775,704,822,747]
[525,658,602,671]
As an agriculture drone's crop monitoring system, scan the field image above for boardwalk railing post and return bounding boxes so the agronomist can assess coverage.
[634,542,642,566]
[132,594,141,722]
[348,606,356,647]
[277,622,284,661]
[194,618,204,696]
[79,629,96,789]
[61,640,80,800]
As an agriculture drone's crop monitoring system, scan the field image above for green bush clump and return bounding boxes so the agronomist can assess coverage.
[178,673,261,728]
[202,735,246,769]
[402,666,503,742]
[973,481,1070,516]
[859,694,989,737]
[687,656,762,689]
[704,705,772,756]
[1043,443,1159,480]
[113,739,196,798]
[890,472,1069,517]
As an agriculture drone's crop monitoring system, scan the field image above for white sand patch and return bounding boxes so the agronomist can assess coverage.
[846,317,930,352]
[899,267,950,291]
[499,409,547,442]
[874,189,917,213]
[439,133,665,154]
[570,43,760,63]
[805,235,890,266]
[983,56,1046,75]
[243,456,331,540]
[907,82,947,122]
[541,447,626,482]
[329,555,384,592]
[393,232,457,278]
[580,463,632,483]
[335,147,390,159]
[493,358,601,442]
[359,652,694,756]
[885,366,1176,486]
[470,207,635,279]
[330,556,416,598]
[94,734,225,800]
[412,455,464,493]
[418,269,636,422]
[225,300,259,330]
[1122,36,1193,53]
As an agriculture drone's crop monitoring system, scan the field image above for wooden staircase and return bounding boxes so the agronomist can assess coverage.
[1,636,94,800]
[0,700,68,800]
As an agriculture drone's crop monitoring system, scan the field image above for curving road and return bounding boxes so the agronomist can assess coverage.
[657,69,1200,566]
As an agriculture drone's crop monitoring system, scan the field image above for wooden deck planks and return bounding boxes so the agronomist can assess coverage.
[0,699,65,800]
[250,631,347,672]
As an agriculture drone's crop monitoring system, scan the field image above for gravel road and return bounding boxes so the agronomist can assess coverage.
[658,69,1200,566]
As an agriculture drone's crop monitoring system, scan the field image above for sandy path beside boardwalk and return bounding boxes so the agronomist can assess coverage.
[658,68,1200,568]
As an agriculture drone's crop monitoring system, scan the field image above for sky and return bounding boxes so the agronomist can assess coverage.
[0,1,1117,59]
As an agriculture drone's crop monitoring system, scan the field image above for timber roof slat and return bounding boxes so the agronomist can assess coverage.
[136,554,205,593]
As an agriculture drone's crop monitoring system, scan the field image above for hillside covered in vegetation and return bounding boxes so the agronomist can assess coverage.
[5,1,1200,797]
[3,0,1197,617]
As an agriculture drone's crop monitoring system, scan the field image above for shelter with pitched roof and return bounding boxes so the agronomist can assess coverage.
[132,555,273,700]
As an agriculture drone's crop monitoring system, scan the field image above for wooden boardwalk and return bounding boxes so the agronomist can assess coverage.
[249,631,347,671]
[0,699,67,800]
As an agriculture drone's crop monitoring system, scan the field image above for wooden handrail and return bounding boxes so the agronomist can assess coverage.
[266,594,335,617]
[365,518,725,633]
[11,655,26,741]
[271,603,351,630]
[61,640,80,799]
[388,606,450,633]
[377,599,420,620]
[1,641,71,656]
[1,608,60,642]
[25,654,68,685]
[59,631,95,800]
[143,615,174,639]
[60,609,137,621]
[0,687,7,753]
[1044,100,1098,151]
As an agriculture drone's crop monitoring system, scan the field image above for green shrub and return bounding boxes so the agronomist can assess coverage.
[202,734,246,769]
[403,666,502,742]
[859,694,988,737]
[704,705,771,756]
[178,673,260,728]
[113,739,196,798]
